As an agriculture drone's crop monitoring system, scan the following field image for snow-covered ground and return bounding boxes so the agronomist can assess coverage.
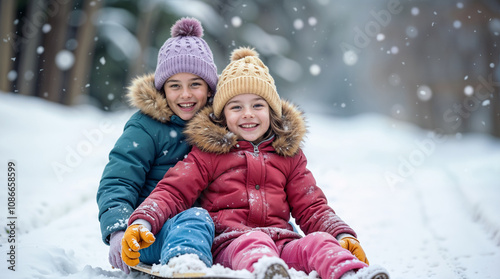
[1,92,499,279]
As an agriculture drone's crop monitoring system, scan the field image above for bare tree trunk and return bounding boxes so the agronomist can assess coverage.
[0,0,16,93]
[127,0,161,82]
[37,0,72,102]
[17,0,47,96]
[492,89,500,138]
[485,3,500,138]
[65,0,103,105]
[485,33,500,138]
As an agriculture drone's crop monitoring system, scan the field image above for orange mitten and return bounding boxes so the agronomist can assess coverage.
[121,224,156,266]
[339,236,369,265]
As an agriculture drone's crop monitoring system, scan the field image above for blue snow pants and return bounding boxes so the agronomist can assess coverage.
[139,207,215,266]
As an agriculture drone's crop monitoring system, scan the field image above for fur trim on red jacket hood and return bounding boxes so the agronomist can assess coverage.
[126,74,174,123]
[184,99,307,157]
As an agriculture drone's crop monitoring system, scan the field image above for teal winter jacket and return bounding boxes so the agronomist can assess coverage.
[97,74,191,244]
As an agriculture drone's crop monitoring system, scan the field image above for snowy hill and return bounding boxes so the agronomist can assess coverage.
[1,92,499,279]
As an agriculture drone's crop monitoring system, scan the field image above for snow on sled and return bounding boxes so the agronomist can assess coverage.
[131,262,251,279]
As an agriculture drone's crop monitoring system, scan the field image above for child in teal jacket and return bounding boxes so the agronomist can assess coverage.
[97,17,217,274]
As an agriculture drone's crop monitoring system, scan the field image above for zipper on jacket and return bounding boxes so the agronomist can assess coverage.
[253,144,259,154]
[250,134,275,155]
[251,140,264,154]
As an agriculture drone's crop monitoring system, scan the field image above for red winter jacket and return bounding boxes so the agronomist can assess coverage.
[129,100,356,257]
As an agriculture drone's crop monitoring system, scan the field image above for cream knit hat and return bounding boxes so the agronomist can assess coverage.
[213,47,281,118]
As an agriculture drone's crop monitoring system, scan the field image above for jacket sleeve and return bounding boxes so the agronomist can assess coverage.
[96,118,156,244]
[285,150,357,238]
[128,146,211,235]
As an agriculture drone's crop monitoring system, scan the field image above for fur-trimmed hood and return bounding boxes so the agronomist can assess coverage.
[184,99,307,157]
[126,74,174,123]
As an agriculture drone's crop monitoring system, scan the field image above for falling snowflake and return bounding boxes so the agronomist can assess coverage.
[55,50,75,71]
[411,7,420,16]
[417,85,432,101]
[7,70,17,81]
[231,16,242,28]
[294,19,304,30]
[308,17,317,26]
[343,51,358,66]
[42,24,51,33]
[309,64,321,75]
[464,85,474,96]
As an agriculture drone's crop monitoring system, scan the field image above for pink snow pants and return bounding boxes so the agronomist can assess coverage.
[214,231,368,279]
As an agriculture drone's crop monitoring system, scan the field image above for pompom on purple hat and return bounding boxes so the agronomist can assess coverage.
[154,17,218,94]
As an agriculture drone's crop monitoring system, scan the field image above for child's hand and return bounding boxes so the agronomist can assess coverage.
[121,224,156,266]
[109,230,130,274]
[339,236,369,265]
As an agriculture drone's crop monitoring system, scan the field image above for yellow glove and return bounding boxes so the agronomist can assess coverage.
[339,236,369,265]
[121,224,156,266]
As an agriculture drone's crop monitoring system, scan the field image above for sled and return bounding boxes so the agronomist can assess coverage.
[131,262,250,279]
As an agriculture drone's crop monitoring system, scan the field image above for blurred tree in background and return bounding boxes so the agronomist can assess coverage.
[1,0,499,137]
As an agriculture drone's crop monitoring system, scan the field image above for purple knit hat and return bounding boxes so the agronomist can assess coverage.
[154,17,218,93]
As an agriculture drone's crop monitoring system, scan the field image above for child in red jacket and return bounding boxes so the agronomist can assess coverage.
[122,47,389,279]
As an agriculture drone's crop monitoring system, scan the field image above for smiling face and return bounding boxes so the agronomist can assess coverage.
[223,93,271,143]
[163,72,211,121]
